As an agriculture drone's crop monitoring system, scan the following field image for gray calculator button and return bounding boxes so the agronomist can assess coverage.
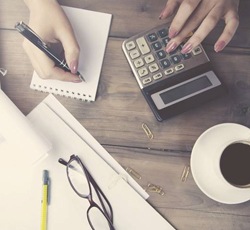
[138,67,149,77]
[192,46,202,55]
[175,64,184,71]
[160,59,171,69]
[126,41,136,51]
[171,55,182,64]
[142,77,152,85]
[149,63,159,73]
[134,58,144,68]
[164,68,174,75]
[151,41,162,51]
[144,54,155,64]
[130,49,140,59]
[147,33,158,42]
[136,37,150,55]
[153,73,163,80]
[156,50,166,59]
[182,53,192,59]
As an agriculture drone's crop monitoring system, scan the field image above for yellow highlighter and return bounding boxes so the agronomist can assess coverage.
[41,170,50,230]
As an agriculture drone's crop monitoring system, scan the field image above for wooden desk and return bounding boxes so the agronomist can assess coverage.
[1,0,250,229]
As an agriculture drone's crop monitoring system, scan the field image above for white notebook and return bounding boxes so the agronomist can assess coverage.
[30,6,112,101]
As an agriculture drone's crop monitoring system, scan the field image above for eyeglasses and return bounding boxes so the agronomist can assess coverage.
[58,154,115,230]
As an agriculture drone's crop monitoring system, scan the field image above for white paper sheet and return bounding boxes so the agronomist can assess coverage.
[0,89,50,166]
[0,89,51,230]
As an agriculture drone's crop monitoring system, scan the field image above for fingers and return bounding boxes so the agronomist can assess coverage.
[214,12,239,52]
[23,40,82,83]
[181,7,222,53]
[60,30,80,75]
[163,0,239,54]
[55,12,80,75]
[168,0,201,38]
[159,0,181,20]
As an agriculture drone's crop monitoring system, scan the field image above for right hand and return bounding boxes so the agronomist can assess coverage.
[23,0,82,82]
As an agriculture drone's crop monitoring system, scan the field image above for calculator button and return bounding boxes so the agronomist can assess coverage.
[138,68,149,77]
[182,53,192,60]
[192,46,202,55]
[149,63,159,73]
[171,55,182,64]
[136,37,150,55]
[169,48,178,55]
[162,37,170,46]
[164,68,174,76]
[175,64,184,71]
[160,59,171,69]
[142,77,152,85]
[144,54,155,64]
[134,58,144,68]
[156,50,166,59]
[153,72,163,80]
[147,33,158,42]
[151,41,162,51]
[130,49,140,59]
[158,28,168,38]
[126,41,136,50]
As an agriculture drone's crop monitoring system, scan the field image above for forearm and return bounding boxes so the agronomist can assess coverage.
[24,0,58,10]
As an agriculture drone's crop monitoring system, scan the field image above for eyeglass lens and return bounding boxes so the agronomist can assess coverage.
[88,206,112,230]
[67,159,90,196]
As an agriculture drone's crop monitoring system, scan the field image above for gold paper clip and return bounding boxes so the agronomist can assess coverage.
[146,183,165,196]
[142,123,153,139]
[125,167,142,180]
[181,165,190,182]
[0,68,7,76]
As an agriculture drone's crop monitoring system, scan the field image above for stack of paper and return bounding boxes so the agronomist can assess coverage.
[27,95,175,229]
[0,89,50,230]
[0,89,175,229]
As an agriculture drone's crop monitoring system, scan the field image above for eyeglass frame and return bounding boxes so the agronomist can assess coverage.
[58,154,115,230]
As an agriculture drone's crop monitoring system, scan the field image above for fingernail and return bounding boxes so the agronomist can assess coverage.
[181,43,193,54]
[168,28,177,38]
[158,10,164,19]
[166,41,177,53]
[72,78,82,83]
[214,41,226,52]
[70,60,78,74]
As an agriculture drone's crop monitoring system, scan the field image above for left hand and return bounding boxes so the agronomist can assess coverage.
[159,0,240,53]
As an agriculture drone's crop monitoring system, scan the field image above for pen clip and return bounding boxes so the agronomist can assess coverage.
[15,21,48,48]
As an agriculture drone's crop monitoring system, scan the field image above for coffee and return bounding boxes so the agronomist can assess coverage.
[220,142,250,187]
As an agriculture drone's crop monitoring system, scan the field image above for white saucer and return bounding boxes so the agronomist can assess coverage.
[191,123,250,204]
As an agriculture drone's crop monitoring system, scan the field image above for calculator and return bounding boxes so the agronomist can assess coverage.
[122,23,225,121]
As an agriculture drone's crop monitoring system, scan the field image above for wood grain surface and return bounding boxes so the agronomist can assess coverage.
[1,0,250,229]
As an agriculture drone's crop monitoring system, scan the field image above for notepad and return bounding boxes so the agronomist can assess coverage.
[30,6,112,101]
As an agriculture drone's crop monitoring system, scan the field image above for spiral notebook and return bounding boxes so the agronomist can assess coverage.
[30,6,112,101]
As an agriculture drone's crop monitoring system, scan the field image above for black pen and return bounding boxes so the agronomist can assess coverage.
[15,21,85,82]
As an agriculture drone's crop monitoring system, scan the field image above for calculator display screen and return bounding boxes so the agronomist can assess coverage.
[160,76,212,104]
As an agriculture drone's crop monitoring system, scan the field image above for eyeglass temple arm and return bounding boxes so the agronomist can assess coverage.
[89,175,113,222]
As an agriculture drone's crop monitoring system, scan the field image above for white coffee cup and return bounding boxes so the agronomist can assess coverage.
[191,123,250,204]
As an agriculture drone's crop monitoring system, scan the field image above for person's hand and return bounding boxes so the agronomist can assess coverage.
[159,0,240,53]
[23,0,82,82]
